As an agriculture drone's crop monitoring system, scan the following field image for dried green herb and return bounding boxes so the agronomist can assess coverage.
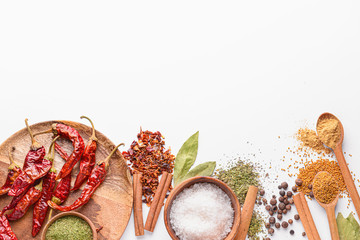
[45,216,93,240]
[215,158,264,240]
[174,132,216,185]
[337,212,360,240]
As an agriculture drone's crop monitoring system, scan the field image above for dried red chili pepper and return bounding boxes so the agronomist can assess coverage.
[6,181,42,221]
[1,186,31,215]
[0,150,22,196]
[32,137,58,237]
[8,120,52,197]
[47,142,72,221]
[0,215,18,240]
[52,144,71,204]
[72,116,98,191]
[122,129,174,205]
[22,118,46,170]
[48,143,124,212]
[35,123,85,180]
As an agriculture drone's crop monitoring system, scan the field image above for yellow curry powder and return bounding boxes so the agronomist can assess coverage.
[317,116,341,149]
[313,171,339,204]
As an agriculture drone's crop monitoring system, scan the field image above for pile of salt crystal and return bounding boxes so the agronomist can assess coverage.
[170,183,234,240]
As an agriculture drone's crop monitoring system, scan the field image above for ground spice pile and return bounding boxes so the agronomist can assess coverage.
[296,128,331,154]
[123,129,175,205]
[313,171,339,204]
[215,159,264,240]
[45,216,93,240]
[317,115,341,149]
[296,158,347,199]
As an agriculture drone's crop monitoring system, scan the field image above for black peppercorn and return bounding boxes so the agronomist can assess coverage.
[277,214,283,220]
[279,196,284,202]
[265,222,270,229]
[302,232,306,236]
[265,205,271,211]
[292,186,297,192]
[279,190,285,196]
[281,221,289,228]
[290,230,294,235]
[272,195,276,199]
[279,203,286,210]
[284,199,289,205]
[281,182,288,189]
[286,205,291,210]
[268,228,275,235]
[288,219,293,224]
[270,198,277,206]
[295,178,303,186]
[269,210,274,216]
[309,191,314,198]
[308,184,313,190]
[275,222,280,229]
[289,199,294,205]
[282,209,287,214]
[263,198,268,204]
[269,217,276,224]
[294,214,300,220]
[278,209,283,214]
[287,191,293,198]
[260,189,265,196]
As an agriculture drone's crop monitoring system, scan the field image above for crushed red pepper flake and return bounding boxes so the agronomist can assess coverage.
[123,129,175,206]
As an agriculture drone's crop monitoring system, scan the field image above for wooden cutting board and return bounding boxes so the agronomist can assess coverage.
[0,120,133,240]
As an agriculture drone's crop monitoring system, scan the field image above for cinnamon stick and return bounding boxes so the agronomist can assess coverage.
[299,192,321,240]
[145,171,172,232]
[293,193,321,240]
[133,173,144,236]
[234,185,258,240]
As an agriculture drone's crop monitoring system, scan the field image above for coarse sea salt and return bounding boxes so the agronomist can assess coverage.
[170,183,234,240]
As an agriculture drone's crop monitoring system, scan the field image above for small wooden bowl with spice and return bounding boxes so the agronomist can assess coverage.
[164,176,241,240]
[41,212,97,240]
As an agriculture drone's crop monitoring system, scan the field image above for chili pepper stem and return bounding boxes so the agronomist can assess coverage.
[8,149,19,170]
[48,136,60,172]
[25,118,42,150]
[81,116,98,142]
[35,180,43,191]
[100,143,125,168]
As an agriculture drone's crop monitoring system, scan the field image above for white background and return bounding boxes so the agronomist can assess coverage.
[1,1,360,239]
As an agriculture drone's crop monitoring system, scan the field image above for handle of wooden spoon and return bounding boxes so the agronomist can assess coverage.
[333,145,360,218]
[325,205,339,240]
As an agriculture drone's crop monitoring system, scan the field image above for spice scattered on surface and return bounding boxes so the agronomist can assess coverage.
[313,171,339,204]
[123,129,175,205]
[296,128,331,154]
[215,158,264,240]
[170,183,234,240]
[317,115,341,149]
[297,159,346,199]
[45,216,92,240]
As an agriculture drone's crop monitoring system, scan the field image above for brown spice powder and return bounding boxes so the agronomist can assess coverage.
[317,116,341,149]
[313,171,339,204]
[296,128,331,154]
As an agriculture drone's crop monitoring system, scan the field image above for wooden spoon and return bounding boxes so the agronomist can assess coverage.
[316,113,360,219]
[313,171,339,240]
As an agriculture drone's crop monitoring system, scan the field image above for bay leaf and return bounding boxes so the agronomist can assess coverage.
[179,161,216,183]
[337,212,360,240]
[174,131,199,186]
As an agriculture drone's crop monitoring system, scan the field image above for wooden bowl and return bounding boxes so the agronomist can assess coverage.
[41,212,98,240]
[164,176,241,240]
